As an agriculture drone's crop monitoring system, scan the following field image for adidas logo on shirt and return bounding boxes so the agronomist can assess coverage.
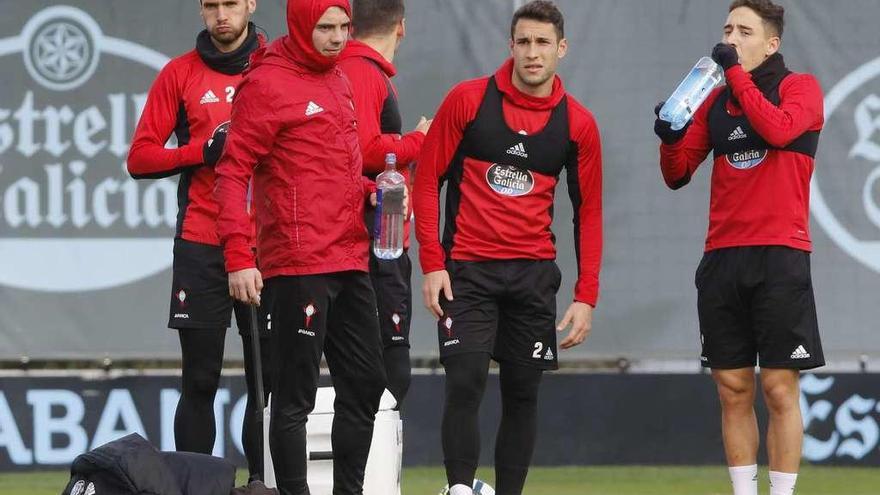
[790,345,811,360]
[544,348,554,361]
[305,101,324,116]
[200,90,220,105]
[506,142,528,158]
[728,126,747,141]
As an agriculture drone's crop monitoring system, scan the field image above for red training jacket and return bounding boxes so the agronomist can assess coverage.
[413,59,603,306]
[214,0,375,278]
[659,64,824,252]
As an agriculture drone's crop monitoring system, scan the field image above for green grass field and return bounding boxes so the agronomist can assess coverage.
[4,465,878,495]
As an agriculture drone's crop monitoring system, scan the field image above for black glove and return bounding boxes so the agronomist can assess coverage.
[711,42,739,71]
[202,122,229,166]
[653,101,690,145]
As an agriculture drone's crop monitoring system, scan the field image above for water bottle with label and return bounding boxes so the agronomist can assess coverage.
[659,56,724,130]
[373,153,406,260]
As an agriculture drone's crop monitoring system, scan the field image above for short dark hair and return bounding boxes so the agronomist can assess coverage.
[510,0,564,41]
[352,0,405,38]
[729,0,785,38]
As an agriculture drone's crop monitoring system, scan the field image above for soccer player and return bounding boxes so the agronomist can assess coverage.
[214,1,386,494]
[653,1,824,494]
[413,2,603,494]
[338,0,431,409]
[127,0,271,489]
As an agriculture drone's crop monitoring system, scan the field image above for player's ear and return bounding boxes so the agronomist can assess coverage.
[557,38,568,59]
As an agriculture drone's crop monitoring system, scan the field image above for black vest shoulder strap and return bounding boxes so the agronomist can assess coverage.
[459,76,571,177]
[709,75,820,159]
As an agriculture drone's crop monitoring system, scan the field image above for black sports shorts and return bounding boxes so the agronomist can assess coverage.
[696,245,824,370]
[438,259,561,370]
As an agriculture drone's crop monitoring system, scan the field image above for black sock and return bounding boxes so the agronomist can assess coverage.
[442,353,490,487]
[494,362,542,495]
[383,346,411,410]
[175,328,226,453]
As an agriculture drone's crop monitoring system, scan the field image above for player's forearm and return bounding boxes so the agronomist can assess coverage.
[127,140,204,179]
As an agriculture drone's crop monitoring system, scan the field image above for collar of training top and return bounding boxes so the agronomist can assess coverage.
[727,52,790,104]
[196,22,261,75]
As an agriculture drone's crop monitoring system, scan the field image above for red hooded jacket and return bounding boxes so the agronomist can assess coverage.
[214,0,374,277]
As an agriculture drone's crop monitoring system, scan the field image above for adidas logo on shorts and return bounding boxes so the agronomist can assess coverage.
[790,345,811,360]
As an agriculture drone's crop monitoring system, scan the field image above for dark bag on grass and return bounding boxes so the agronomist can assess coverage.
[60,433,235,495]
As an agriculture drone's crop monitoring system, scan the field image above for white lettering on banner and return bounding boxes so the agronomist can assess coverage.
[0,387,248,466]
[800,374,880,462]
[90,390,147,450]
[0,5,175,292]
[26,390,88,464]
[813,55,880,272]
[0,392,33,464]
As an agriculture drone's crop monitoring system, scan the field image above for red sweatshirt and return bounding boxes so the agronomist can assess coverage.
[413,59,603,306]
[338,40,424,174]
[128,51,244,245]
[659,63,824,252]
[338,39,424,248]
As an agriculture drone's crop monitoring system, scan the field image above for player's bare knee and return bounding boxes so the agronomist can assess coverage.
[761,381,800,414]
[714,375,755,408]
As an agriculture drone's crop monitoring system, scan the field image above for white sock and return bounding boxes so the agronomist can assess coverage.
[449,483,473,495]
[769,471,798,495]
[728,464,758,495]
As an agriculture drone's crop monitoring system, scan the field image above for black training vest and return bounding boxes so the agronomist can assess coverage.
[709,76,820,168]
[441,77,576,254]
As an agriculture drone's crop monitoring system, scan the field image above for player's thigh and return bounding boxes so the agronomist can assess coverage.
[168,239,234,330]
[696,249,756,369]
[438,260,502,361]
[753,247,824,370]
[496,260,560,369]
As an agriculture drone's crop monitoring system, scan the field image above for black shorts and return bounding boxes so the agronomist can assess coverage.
[368,250,412,348]
[438,259,561,370]
[696,246,824,370]
[168,238,267,336]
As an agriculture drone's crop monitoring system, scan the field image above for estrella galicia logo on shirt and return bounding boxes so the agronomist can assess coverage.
[725,149,768,170]
[485,164,534,197]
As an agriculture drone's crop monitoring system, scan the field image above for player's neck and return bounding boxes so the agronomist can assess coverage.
[511,72,554,98]
[357,34,398,64]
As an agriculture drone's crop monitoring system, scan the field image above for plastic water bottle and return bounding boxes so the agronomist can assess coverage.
[659,56,724,130]
[373,153,406,260]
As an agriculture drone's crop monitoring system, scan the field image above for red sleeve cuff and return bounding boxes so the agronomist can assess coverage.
[724,65,751,95]
[418,242,447,274]
[574,277,599,307]
[363,177,377,197]
[181,141,206,166]
[223,235,256,273]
